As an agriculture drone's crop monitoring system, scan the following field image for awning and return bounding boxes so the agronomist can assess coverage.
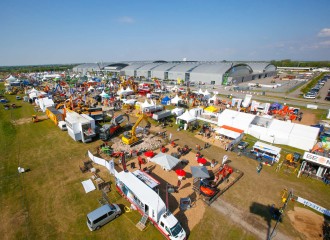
[215,125,244,139]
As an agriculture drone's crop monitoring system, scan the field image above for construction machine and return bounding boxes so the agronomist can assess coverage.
[32,115,39,123]
[122,114,150,145]
[99,114,130,141]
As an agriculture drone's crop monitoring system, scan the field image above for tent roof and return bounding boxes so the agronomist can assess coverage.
[190,166,210,178]
[151,153,180,171]
[204,105,218,113]
[177,110,197,123]
[218,109,256,132]
[170,95,182,104]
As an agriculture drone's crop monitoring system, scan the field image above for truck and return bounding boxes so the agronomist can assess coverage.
[115,170,186,240]
[99,114,129,141]
[143,105,164,114]
[152,110,173,121]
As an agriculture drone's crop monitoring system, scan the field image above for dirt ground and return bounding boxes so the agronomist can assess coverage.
[12,114,48,125]
[287,207,325,239]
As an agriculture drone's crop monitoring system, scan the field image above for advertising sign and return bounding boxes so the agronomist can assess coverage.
[303,152,330,167]
[297,197,330,217]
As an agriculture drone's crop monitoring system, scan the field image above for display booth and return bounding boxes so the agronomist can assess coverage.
[298,152,330,181]
[215,125,244,150]
[252,141,281,164]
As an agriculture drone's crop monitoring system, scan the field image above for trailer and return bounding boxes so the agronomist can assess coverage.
[115,170,186,240]
[65,111,96,143]
[45,107,65,126]
[152,110,173,121]
[143,105,164,114]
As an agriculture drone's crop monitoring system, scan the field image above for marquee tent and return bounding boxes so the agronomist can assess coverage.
[171,95,182,104]
[6,75,17,82]
[100,91,110,98]
[288,124,320,151]
[151,153,180,171]
[176,110,197,124]
[161,96,171,105]
[218,109,255,132]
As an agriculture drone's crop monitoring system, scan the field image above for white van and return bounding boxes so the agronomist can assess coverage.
[87,204,121,231]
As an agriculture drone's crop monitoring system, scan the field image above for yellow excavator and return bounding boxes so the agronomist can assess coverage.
[122,114,150,145]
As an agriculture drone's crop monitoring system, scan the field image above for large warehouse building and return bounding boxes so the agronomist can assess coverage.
[72,60,276,85]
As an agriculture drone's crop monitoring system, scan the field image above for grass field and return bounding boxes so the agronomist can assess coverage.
[1,83,329,240]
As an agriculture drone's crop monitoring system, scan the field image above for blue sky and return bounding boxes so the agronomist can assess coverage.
[1,0,330,66]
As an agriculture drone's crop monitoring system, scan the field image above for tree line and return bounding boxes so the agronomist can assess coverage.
[271,60,330,68]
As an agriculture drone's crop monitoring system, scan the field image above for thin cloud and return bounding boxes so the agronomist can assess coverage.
[319,40,330,46]
[117,16,135,24]
[318,28,330,37]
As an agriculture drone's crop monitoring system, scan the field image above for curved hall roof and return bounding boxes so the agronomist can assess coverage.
[168,62,201,73]
[190,62,233,74]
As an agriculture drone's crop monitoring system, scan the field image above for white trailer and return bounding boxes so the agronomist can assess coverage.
[115,170,186,240]
[65,112,96,143]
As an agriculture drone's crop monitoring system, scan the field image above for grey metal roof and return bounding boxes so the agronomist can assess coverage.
[245,62,273,73]
[190,62,233,74]
[137,63,164,71]
[151,63,179,71]
[168,63,201,73]
[120,62,150,71]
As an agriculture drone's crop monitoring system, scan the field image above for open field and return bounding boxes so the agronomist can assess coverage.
[1,84,329,240]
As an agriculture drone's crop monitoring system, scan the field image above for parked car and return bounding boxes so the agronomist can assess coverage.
[0,98,9,103]
[16,96,22,100]
[304,93,316,99]
[325,94,330,101]
[237,141,249,150]
[87,204,121,231]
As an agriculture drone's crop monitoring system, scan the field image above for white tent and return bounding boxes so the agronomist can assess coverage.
[171,95,182,104]
[208,95,217,104]
[6,75,17,82]
[265,119,292,145]
[177,110,197,123]
[218,109,255,132]
[117,87,134,96]
[141,99,153,110]
[100,91,109,98]
[203,89,210,96]
[151,153,180,171]
[171,107,184,116]
[198,89,204,94]
[38,97,55,112]
[288,124,320,151]
[215,126,243,139]
[88,86,95,92]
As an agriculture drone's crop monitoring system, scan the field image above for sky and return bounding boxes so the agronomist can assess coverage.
[1,0,330,66]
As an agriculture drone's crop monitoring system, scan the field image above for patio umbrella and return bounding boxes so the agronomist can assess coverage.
[175,169,186,177]
[175,169,186,180]
[197,157,207,165]
[144,151,155,157]
[190,166,210,178]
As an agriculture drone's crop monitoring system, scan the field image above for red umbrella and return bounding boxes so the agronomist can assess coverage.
[144,151,154,157]
[197,157,207,165]
[175,169,186,177]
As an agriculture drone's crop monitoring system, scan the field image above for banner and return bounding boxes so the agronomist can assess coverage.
[88,150,94,162]
[303,152,330,167]
[297,197,330,217]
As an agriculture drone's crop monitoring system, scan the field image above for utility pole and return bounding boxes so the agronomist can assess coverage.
[268,190,293,240]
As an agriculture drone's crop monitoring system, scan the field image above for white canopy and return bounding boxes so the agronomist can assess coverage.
[171,107,184,116]
[177,110,197,123]
[100,91,109,98]
[208,94,217,103]
[215,127,242,139]
[141,99,153,109]
[218,109,255,132]
[117,87,134,95]
[151,153,180,171]
[88,86,95,92]
[171,95,182,104]
[6,75,17,82]
[198,89,204,94]
[203,89,210,96]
